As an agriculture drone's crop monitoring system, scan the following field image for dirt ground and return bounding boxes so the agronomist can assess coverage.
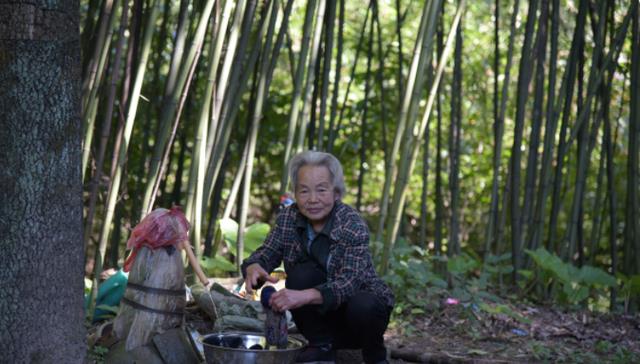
[383,303,640,363]
[87,278,640,363]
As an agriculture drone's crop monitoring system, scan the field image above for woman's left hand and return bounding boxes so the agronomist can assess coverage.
[269,288,321,312]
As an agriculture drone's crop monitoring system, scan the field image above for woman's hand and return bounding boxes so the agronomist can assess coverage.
[269,288,322,312]
[245,263,278,295]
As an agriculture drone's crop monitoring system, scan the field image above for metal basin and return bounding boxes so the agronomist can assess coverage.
[200,332,306,364]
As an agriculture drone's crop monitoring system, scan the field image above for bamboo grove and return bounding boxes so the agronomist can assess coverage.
[80,0,640,311]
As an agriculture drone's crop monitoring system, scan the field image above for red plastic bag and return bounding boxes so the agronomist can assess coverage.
[123,207,190,272]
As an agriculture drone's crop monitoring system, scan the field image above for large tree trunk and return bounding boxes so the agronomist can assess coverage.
[0,0,85,361]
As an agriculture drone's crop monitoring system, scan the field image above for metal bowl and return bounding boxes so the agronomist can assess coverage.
[200,332,306,364]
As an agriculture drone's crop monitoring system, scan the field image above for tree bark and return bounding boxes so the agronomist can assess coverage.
[0,0,85,361]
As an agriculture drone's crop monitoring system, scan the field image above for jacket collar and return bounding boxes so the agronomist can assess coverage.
[294,200,341,241]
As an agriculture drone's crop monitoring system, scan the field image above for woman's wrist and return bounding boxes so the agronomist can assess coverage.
[304,288,323,305]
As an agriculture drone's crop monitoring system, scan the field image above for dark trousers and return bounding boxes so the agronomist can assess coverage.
[286,260,391,363]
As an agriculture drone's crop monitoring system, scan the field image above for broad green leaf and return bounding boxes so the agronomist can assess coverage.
[96,304,120,314]
[629,275,640,295]
[518,269,533,279]
[451,287,472,302]
[219,218,238,246]
[526,248,573,283]
[561,282,589,304]
[476,290,500,302]
[244,223,270,252]
[200,255,237,273]
[486,252,511,264]
[429,276,448,288]
[579,266,616,287]
[448,254,479,275]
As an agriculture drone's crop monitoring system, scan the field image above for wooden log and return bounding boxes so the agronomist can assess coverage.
[113,246,186,351]
[152,327,200,364]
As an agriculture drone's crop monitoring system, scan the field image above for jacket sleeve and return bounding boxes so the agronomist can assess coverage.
[241,211,288,278]
[314,227,370,313]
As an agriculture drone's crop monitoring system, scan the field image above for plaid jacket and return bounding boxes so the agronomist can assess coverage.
[242,201,394,312]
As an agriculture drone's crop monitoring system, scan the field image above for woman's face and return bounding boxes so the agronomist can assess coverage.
[295,165,339,231]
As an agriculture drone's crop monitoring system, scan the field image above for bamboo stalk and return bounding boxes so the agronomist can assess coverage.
[295,0,327,153]
[81,0,102,72]
[625,1,640,275]
[82,0,120,180]
[356,0,375,211]
[223,143,250,220]
[484,0,508,262]
[394,0,404,95]
[327,4,371,154]
[375,0,438,249]
[550,0,633,254]
[547,0,587,253]
[564,1,608,263]
[204,0,268,206]
[88,0,163,321]
[81,0,116,112]
[382,0,464,271]
[280,0,318,193]
[217,0,294,216]
[163,0,191,111]
[141,0,219,216]
[205,0,236,157]
[83,0,129,251]
[557,2,634,160]
[211,0,248,136]
[521,0,548,255]
[147,30,205,215]
[326,0,344,154]
[307,44,322,149]
[527,0,562,253]
[184,13,225,251]
[448,7,463,257]
[604,86,619,308]
[434,0,444,259]
[316,0,336,150]
[509,0,539,278]
[373,0,389,171]
[419,95,431,249]
[237,0,278,272]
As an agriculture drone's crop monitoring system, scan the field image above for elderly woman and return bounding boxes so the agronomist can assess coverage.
[242,151,394,364]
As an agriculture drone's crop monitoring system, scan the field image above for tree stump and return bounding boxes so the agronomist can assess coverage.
[113,246,186,350]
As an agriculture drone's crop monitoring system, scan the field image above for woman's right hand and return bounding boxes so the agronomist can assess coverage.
[245,263,278,295]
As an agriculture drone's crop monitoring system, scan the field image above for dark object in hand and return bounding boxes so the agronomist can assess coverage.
[260,286,276,308]
[260,286,288,349]
[252,277,266,290]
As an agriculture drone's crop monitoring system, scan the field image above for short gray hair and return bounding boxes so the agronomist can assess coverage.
[288,151,346,197]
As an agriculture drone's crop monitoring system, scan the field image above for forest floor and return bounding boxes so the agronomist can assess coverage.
[384,301,640,363]
[87,277,640,363]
